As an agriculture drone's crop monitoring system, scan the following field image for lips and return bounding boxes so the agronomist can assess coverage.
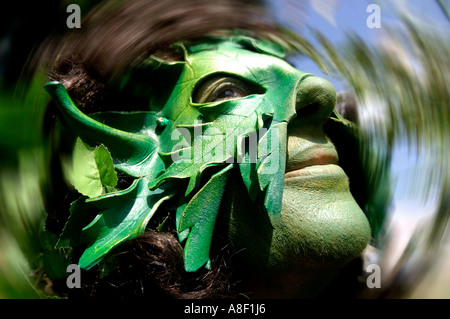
[284,144,340,180]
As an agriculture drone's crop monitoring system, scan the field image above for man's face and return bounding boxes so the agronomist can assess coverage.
[47,37,371,289]
[159,39,371,274]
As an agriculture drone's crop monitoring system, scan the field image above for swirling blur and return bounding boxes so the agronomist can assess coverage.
[0,0,448,298]
[309,0,450,298]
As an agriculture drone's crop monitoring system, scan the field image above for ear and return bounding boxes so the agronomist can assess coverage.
[45,81,164,178]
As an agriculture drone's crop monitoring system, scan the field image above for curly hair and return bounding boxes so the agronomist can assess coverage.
[40,0,284,113]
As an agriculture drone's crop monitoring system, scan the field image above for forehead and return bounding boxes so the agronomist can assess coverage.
[181,39,300,85]
[160,38,306,122]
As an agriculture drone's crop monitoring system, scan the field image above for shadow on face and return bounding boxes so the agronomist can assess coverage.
[213,68,371,298]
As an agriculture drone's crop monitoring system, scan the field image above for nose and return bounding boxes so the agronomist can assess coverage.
[295,75,336,124]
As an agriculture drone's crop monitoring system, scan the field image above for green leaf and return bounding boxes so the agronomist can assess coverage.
[77,178,174,270]
[95,145,119,188]
[66,138,118,198]
[178,164,233,272]
[149,99,265,195]
[41,230,73,281]
[55,197,99,249]
[44,82,163,178]
[238,158,259,203]
[256,121,288,227]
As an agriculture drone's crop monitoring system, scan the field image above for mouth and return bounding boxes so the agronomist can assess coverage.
[284,144,340,180]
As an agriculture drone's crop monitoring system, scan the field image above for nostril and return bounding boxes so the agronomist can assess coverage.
[296,103,320,118]
[295,76,336,123]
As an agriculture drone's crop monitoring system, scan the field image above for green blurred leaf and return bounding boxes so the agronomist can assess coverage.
[55,196,98,249]
[41,229,73,281]
[44,82,164,178]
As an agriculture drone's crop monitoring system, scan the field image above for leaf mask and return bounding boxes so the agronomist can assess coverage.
[45,36,341,272]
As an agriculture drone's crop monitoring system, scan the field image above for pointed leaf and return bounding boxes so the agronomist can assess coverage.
[45,82,163,178]
[95,144,118,188]
[55,197,99,249]
[257,121,288,227]
[178,164,233,272]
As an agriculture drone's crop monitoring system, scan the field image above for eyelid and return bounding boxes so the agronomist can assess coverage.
[192,73,265,104]
[208,82,248,101]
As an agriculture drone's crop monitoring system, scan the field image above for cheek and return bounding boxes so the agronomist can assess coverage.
[216,177,274,266]
[218,171,371,271]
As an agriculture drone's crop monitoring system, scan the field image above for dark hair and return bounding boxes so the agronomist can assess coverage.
[39,0,286,113]
[67,231,239,299]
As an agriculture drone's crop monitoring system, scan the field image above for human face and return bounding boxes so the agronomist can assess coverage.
[45,37,371,284]
[179,39,372,293]
[167,39,371,260]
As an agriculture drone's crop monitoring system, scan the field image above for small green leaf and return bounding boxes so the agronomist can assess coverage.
[238,152,259,203]
[155,213,171,232]
[66,138,118,198]
[95,144,118,188]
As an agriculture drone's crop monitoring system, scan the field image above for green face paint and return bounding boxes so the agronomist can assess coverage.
[45,35,371,276]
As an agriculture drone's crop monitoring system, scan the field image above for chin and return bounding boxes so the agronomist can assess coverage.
[223,166,372,273]
[219,163,372,297]
[268,166,372,268]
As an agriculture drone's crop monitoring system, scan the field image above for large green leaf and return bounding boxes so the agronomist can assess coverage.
[257,121,288,227]
[77,178,174,270]
[55,196,99,249]
[177,164,234,272]
[44,82,164,178]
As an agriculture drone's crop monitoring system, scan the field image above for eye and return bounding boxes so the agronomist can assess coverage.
[193,75,264,104]
[209,85,246,102]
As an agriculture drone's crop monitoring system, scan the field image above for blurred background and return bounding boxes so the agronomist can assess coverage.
[0,0,448,298]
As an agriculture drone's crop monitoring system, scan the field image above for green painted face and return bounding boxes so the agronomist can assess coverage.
[45,36,371,293]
